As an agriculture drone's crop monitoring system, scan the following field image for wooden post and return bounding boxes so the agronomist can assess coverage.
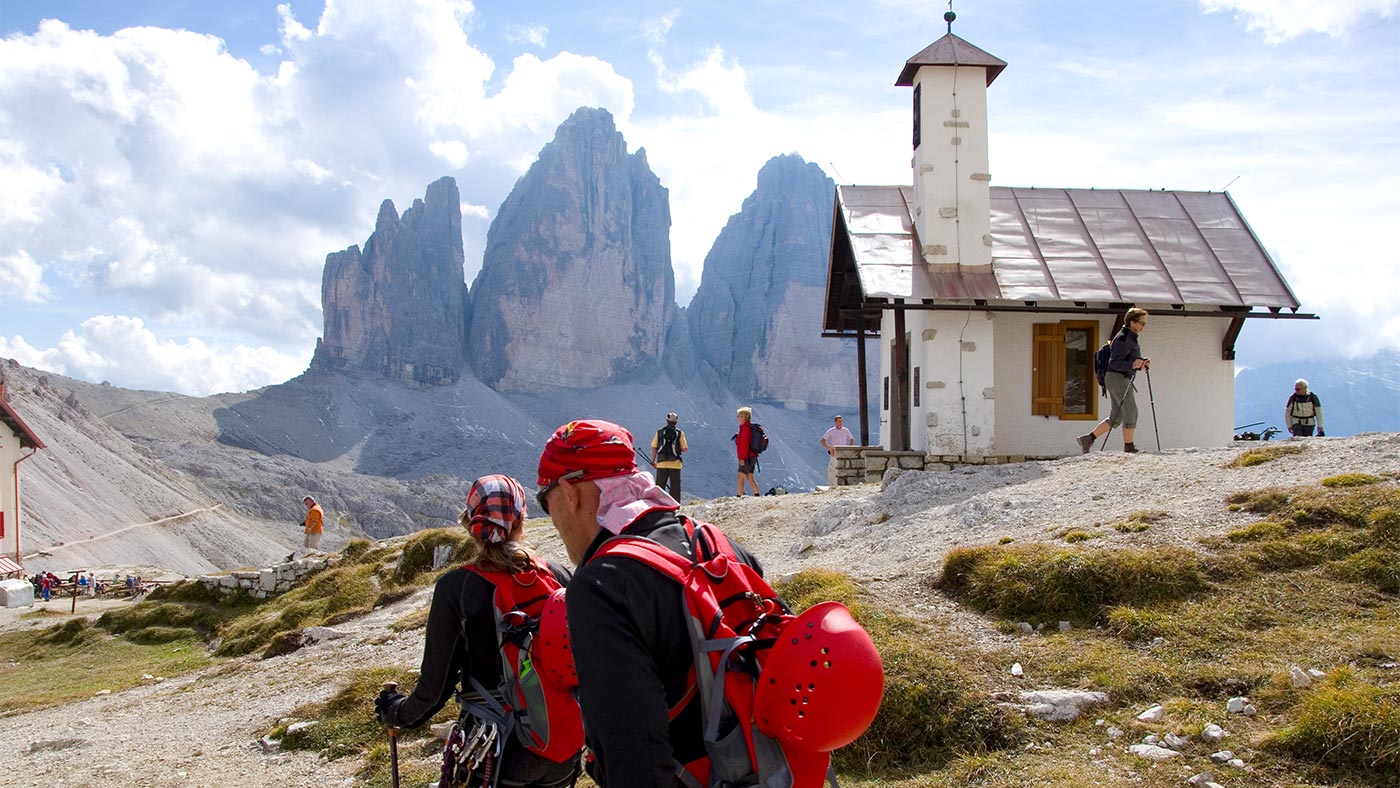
[893,307,910,451]
[856,316,870,446]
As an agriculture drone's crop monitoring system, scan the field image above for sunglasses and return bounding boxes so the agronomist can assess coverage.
[536,469,585,515]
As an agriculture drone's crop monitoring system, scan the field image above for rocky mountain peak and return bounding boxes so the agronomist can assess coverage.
[312,176,468,385]
[466,107,674,391]
[686,154,869,406]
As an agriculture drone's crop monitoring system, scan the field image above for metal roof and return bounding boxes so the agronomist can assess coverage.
[825,185,1302,332]
[896,33,1007,87]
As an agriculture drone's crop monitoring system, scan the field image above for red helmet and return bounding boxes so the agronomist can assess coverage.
[754,602,884,753]
[533,588,578,689]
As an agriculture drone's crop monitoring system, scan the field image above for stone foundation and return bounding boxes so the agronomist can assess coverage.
[197,554,341,599]
[830,446,1052,486]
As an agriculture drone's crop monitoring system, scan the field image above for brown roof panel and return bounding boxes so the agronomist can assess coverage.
[896,33,1008,87]
[832,185,1299,310]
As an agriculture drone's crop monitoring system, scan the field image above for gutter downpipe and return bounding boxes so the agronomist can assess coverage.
[14,447,37,565]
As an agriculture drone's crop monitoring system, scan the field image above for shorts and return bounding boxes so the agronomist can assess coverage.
[1105,372,1138,428]
[737,461,756,474]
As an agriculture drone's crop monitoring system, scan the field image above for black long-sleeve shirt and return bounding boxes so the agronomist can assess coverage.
[387,560,572,729]
[1107,326,1143,379]
[567,510,763,788]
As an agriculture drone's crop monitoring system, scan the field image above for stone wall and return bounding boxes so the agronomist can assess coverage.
[197,554,341,599]
[831,445,1052,485]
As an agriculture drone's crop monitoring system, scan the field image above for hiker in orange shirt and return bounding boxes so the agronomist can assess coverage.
[298,495,324,558]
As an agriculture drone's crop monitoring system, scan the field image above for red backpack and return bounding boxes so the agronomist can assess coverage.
[461,561,585,764]
[594,518,884,788]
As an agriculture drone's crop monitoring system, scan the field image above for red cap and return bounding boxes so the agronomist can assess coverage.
[537,420,637,486]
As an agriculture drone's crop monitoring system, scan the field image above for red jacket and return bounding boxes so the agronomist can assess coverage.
[736,422,752,462]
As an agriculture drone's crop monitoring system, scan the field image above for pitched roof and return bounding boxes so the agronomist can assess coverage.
[896,33,1007,87]
[825,185,1301,331]
[0,393,46,450]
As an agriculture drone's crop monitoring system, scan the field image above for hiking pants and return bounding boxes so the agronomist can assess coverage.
[655,467,681,501]
[1289,423,1315,437]
[1105,372,1138,428]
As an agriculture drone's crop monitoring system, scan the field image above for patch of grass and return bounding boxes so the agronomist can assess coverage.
[0,622,211,712]
[1227,444,1303,468]
[1322,473,1382,488]
[391,606,431,633]
[1225,487,1291,514]
[1330,548,1400,594]
[938,544,1209,625]
[1227,520,1288,542]
[392,527,475,585]
[217,561,383,657]
[1062,530,1096,543]
[1372,508,1400,540]
[342,538,374,562]
[997,536,1014,545]
[1268,667,1400,778]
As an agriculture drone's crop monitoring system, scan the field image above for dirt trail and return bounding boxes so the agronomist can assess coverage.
[23,505,227,562]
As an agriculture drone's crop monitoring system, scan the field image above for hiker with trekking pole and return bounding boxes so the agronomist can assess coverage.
[1078,307,1153,454]
[375,474,584,788]
[535,419,883,788]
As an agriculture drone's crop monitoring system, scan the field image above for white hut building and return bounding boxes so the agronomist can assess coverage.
[823,27,1312,479]
[0,380,46,578]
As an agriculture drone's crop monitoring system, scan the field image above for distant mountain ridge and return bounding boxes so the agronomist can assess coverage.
[312,107,870,409]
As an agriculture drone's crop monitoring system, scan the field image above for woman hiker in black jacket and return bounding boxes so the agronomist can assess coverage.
[375,474,581,788]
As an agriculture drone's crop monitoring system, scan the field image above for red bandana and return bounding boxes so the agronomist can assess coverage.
[537,420,638,487]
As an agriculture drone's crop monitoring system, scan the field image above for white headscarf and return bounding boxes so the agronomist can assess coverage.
[594,471,680,534]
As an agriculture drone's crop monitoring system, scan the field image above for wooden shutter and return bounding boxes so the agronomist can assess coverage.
[1032,323,1065,416]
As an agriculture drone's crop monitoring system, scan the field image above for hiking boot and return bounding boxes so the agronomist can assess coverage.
[1124,443,1140,454]
[1077,434,1095,454]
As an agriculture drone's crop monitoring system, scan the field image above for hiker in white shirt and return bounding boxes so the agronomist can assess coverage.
[820,415,855,487]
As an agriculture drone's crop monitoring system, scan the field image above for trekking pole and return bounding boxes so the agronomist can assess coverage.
[382,681,401,788]
[1145,367,1162,452]
[633,446,656,468]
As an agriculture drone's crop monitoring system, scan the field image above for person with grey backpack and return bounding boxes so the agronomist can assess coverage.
[1285,379,1325,437]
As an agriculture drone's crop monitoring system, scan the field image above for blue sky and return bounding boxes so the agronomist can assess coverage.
[1,0,1397,395]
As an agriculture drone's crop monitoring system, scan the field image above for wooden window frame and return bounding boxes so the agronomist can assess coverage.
[1031,320,1099,421]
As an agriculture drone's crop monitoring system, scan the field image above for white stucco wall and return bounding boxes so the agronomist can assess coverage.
[1,423,21,560]
[993,312,1236,455]
[912,66,992,270]
[918,310,996,456]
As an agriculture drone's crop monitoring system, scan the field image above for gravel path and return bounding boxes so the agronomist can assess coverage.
[2,434,1394,787]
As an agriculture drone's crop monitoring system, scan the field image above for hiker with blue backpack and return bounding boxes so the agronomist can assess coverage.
[375,474,584,788]
[1078,307,1152,454]
[535,420,883,788]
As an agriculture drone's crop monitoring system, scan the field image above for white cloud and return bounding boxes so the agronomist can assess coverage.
[644,11,681,45]
[0,2,641,391]
[1199,0,1398,42]
[429,140,471,168]
[505,25,548,47]
[0,250,51,303]
[461,202,490,220]
[0,316,311,396]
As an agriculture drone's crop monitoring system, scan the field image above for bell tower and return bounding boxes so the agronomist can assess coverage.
[896,12,1006,273]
